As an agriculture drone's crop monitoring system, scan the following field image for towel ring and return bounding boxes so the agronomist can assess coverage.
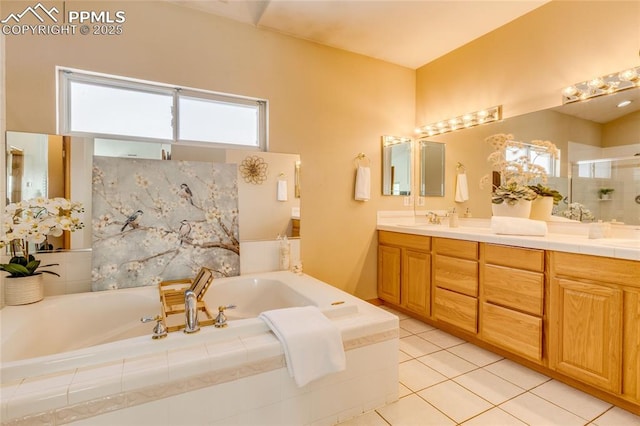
[355,153,370,167]
[456,162,466,172]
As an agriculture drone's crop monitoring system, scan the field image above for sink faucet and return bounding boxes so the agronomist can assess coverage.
[184,290,200,334]
[426,211,442,224]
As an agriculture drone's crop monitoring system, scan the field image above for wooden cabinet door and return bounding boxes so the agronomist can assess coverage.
[403,249,430,316]
[549,278,623,393]
[378,245,401,304]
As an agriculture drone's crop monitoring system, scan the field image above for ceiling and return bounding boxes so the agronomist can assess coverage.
[168,0,550,69]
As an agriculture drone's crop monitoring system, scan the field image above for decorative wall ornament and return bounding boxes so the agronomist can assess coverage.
[91,157,240,291]
[240,155,268,184]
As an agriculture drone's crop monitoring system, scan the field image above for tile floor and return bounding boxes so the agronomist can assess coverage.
[339,307,640,426]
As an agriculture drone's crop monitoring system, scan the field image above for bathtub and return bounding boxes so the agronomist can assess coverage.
[1,271,399,425]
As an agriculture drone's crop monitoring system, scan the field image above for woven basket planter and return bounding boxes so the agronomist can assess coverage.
[4,274,44,305]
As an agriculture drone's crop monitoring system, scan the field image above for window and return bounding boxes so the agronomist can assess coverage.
[59,69,267,150]
[505,143,560,178]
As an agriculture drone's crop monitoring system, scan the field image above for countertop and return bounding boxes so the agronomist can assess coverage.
[377,219,640,262]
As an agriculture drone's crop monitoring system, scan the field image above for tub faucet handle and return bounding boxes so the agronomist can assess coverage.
[140,315,167,340]
[215,305,236,328]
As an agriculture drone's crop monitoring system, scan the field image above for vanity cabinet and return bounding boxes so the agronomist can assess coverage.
[378,231,431,317]
[549,252,640,399]
[432,238,479,333]
[480,244,545,363]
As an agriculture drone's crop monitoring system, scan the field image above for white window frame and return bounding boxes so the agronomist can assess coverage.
[505,143,560,178]
[57,67,268,150]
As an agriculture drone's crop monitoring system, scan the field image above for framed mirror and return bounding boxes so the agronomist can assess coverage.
[418,140,445,197]
[382,135,412,196]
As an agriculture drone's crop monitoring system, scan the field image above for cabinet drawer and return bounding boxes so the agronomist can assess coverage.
[481,302,542,362]
[433,238,478,260]
[434,287,477,333]
[379,231,431,251]
[483,265,544,316]
[484,244,544,272]
[434,255,478,296]
[551,251,640,289]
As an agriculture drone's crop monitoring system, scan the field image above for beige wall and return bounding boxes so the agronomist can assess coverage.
[4,1,415,299]
[603,111,640,147]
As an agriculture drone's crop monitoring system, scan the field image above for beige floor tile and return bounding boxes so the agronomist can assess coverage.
[417,350,477,378]
[418,381,493,424]
[592,406,640,426]
[399,359,447,392]
[376,394,455,426]
[337,410,389,425]
[379,306,409,320]
[462,407,526,426]
[454,368,525,405]
[484,359,550,390]
[530,379,612,421]
[398,328,412,338]
[399,318,435,334]
[399,335,441,358]
[500,392,585,426]
[398,383,412,398]
[447,342,503,367]
[417,329,466,348]
[398,350,412,363]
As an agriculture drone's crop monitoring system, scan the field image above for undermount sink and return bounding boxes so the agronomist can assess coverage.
[599,239,640,249]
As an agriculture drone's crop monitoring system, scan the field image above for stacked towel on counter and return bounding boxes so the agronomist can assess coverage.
[490,216,548,236]
[354,166,371,201]
[454,172,469,202]
[259,306,346,387]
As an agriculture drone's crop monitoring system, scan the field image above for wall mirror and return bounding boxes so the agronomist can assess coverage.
[424,85,639,224]
[382,135,412,196]
[418,140,445,197]
[5,132,302,251]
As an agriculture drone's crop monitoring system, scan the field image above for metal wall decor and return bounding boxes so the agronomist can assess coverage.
[240,155,268,184]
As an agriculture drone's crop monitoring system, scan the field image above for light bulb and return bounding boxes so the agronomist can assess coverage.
[618,68,638,82]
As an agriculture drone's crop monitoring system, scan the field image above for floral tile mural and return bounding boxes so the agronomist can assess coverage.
[91,157,239,291]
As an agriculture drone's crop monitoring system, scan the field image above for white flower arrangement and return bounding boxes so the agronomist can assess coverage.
[0,198,84,277]
[481,133,559,205]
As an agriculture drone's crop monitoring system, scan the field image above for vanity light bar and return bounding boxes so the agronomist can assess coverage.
[562,66,640,104]
[414,105,502,137]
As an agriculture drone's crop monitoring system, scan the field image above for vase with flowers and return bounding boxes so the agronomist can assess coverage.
[1,198,84,305]
[481,133,559,218]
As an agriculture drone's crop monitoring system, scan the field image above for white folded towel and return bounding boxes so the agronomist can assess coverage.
[490,216,548,236]
[455,172,469,202]
[259,306,346,387]
[355,166,371,201]
[277,179,288,201]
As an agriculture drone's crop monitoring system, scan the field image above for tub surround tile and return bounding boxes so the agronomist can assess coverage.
[55,393,126,425]
[167,343,211,381]
[204,336,247,369]
[121,352,169,392]
[8,385,69,419]
[68,375,122,406]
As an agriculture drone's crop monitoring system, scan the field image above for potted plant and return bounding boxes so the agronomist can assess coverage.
[1,198,84,305]
[481,133,559,218]
[598,188,615,200]
[528,183,563,220]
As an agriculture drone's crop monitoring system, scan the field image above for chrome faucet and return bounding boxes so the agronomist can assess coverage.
[214,305,237,328]
[184,290,200,334]
[140,315,168,339]
[426,211,442,224]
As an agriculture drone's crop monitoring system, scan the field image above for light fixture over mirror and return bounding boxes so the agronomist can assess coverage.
[415,105,502,137]
[562,66,640,104]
